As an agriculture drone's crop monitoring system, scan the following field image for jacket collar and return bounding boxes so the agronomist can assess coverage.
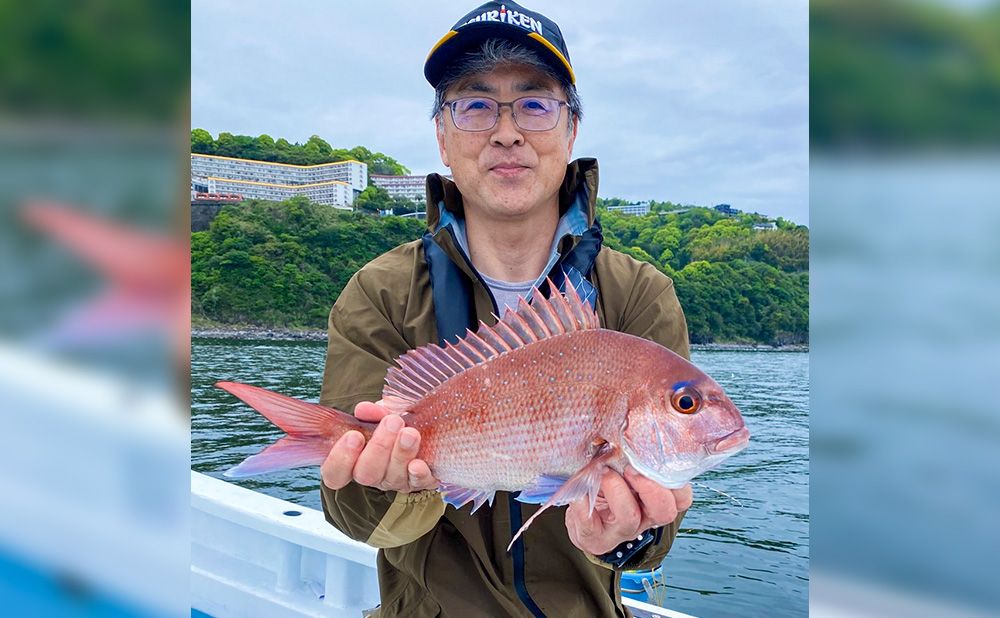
[423,157,600,234]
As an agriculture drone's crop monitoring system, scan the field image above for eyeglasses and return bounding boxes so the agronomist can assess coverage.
[442,96,569,132]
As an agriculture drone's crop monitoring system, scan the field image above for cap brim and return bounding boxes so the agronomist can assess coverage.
[424,22,574,88]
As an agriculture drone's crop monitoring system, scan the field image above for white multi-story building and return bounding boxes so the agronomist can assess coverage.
[370,174,451,203]
[190,154,368,209]
[607,201,651,216]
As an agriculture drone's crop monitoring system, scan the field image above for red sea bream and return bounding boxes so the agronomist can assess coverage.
[217,280,750,545]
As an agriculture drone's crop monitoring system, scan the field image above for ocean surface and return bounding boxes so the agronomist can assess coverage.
[192,338,809,617]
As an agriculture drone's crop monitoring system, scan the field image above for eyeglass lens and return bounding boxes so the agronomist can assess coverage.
[450,97,564,131]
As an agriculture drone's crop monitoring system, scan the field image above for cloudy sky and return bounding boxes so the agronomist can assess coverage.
[192,1,808,224]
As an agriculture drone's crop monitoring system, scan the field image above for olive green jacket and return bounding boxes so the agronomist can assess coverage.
[320,159,691,617]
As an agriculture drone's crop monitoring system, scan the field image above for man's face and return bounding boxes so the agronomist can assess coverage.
[436,64,578,222]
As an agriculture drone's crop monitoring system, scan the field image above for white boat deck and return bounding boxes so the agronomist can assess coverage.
[191,471,695,618]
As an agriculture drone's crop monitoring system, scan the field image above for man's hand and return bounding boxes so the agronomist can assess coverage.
[320,401,438,493]
[565,466,692,556]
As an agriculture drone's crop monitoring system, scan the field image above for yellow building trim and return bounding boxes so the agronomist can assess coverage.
[208,176,349,189]
[192,153,364,169]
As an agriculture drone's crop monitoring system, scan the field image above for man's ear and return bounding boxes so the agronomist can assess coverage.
[435,115,450,168]
[566,115,579,159]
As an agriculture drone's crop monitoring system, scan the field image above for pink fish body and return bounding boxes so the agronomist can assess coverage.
[218,280,749,545]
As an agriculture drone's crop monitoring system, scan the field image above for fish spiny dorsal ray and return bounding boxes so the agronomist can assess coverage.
[381,276,599,411]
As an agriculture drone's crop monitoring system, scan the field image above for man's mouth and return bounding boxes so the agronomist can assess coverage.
[489,164,529,177]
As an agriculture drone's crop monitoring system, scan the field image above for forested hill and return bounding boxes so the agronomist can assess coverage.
[191,129,410,175]
[597,200,808,345]
[192,197,808,345]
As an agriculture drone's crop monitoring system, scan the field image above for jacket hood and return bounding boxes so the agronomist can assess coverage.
[423,158,600,234]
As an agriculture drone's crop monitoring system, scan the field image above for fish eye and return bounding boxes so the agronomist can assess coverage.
[671,388,701,414]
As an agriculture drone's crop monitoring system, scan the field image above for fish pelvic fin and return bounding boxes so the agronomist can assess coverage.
[382,275,600,407]
[507,443,622,552]
[516,474,572,504]
[215,381,372,477]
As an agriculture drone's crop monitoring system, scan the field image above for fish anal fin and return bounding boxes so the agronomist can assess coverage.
[439,483,496,514]
[507,444,623,551]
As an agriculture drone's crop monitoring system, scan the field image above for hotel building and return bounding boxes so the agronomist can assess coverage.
[191,154,368,209]
[607,201,652,216]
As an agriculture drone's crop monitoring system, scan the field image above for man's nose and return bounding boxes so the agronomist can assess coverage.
[490,107,524,147]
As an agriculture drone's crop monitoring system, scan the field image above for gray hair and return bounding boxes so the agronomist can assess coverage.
[431,39,582,131]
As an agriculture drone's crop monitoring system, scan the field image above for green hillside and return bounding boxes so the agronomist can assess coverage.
[192,197,808,345]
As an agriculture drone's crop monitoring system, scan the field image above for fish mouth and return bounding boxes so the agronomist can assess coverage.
[708,427,750,455]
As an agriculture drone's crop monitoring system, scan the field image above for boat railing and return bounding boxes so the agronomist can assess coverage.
[192,471,696,618]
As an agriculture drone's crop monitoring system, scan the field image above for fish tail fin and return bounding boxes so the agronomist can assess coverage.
[215,381,372,477]
[224,436,331,478]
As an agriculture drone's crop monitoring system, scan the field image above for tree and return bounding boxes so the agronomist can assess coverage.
[191,197,424,328]
[255,134,276,161]
[214,132,238,156]
[191,128,214,154]
[190,129,411,173]
[355,185,392,214]
[307,135,334,158]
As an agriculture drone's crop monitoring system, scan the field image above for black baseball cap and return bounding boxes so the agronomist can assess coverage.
[424,1,575,88]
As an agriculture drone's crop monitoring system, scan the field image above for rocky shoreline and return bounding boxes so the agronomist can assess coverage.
[192,326,328,342]
[192,326,807,351]
[691,342,808,352]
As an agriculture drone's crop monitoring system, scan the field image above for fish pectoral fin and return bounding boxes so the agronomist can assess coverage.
[507,445,622,552]
[439,483,496,514]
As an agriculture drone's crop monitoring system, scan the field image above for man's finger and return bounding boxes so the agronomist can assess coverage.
[600,470,642,537]
[567,500,603,542]
[624,467,681,526]
[382,427,421,490]
[355,400,389,423]
[673,484,693,512]
[353,414,403,487]
[407,459,438,491]
[320,430,365,490]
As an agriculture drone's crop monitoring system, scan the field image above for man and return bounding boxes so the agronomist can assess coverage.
[319,2,693,616]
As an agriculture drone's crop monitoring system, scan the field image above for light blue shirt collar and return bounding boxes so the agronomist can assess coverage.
[437,190,590,290]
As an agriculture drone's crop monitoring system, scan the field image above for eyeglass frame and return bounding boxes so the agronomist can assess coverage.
[440,95,570,132]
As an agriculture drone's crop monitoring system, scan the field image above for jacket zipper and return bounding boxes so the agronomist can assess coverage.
[509,496,546,618]
[436,225,545,617]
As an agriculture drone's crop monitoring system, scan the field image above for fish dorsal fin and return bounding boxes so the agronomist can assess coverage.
[382,276,599,408]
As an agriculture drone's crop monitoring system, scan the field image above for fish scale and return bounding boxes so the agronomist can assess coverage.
[409,330,634,489]
[216,278,750,547]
